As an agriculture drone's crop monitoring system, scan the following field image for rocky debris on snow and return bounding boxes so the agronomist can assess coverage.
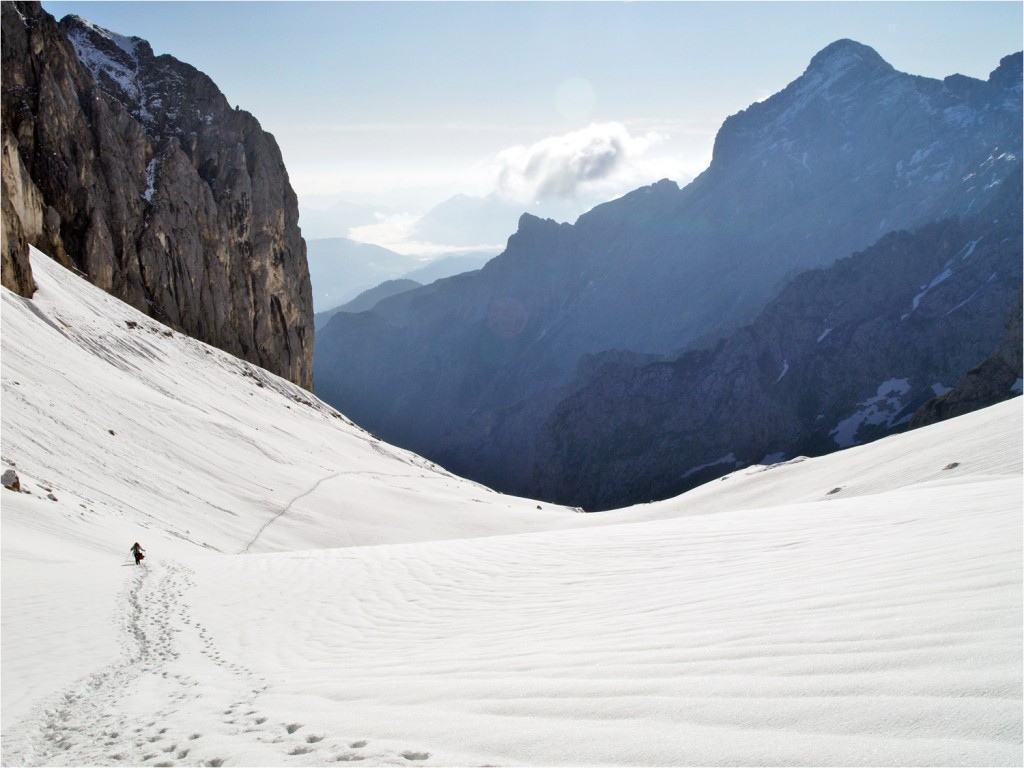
[2,468,21,491]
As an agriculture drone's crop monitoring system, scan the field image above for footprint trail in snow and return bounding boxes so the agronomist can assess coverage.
[2,561,431,767]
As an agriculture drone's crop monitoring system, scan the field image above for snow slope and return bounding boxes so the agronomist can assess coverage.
[2,251,1021,766]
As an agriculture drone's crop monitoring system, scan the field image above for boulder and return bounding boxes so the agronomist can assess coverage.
[2,468,21,491]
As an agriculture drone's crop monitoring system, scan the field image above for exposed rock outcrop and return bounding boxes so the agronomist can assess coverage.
[2,468,21,492]
[1,3,313,388]
[910,297,1022,428]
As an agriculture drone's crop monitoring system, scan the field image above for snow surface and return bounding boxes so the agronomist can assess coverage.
[2,250,1022,766]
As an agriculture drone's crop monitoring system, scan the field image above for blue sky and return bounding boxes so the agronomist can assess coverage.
[41,1,1024,215]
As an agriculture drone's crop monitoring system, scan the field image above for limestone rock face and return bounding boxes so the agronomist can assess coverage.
[1,3,313,388]
[1,130,39,297]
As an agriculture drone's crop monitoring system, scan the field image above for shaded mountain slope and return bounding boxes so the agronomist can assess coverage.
[911,295,1023,428]
[314,41,1022,500]
[533,171,1023,509]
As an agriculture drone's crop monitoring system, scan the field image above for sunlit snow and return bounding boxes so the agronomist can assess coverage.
[2,251,1021,767]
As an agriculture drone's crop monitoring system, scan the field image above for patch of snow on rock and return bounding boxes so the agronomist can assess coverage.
[142,158,157,202]
[775,360,790,383]
[830,378,912,447]
[680,452,742,480]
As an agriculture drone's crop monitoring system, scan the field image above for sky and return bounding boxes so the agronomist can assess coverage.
[40,1,1024,218]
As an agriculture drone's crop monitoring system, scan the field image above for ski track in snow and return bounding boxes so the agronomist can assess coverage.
[241,472,350,555]
[239,463,481,555]
[2,560,428,767]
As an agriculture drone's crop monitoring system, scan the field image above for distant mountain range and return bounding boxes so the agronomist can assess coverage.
[406,192,614,250]
[306,238,419,312]
[314,40,1023,508]
[301,186,649,253]
[313,250,500,330]
[307,238,494,321]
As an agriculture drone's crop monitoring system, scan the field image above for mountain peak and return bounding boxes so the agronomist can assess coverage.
[805,39,893,78]
[989,51,1023,91]
[61,14,152,62]
[60,14,153,116]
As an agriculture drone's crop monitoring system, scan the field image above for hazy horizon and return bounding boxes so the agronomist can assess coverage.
[40,2,1022,216]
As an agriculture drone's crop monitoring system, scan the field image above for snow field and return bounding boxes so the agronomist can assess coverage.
[0,251,581,560]
[612,399,1022,525]
[2,251,1021,766]
[0,251,578,763]
[184,479,1021,766]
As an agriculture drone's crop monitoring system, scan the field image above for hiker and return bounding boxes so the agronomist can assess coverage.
[130,542,145,565]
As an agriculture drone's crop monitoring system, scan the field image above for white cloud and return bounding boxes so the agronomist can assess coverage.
[491,122,667,204]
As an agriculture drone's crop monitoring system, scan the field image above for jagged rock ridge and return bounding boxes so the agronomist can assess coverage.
[1,3,313,388]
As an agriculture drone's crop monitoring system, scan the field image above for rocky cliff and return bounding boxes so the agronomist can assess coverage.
[910,296,1022,429]
[315,41,1022,498]
[1,3,313,388]
[532,173,1023,509]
